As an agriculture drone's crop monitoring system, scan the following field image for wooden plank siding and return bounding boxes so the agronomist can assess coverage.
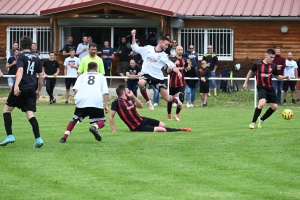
[184,20,300,75]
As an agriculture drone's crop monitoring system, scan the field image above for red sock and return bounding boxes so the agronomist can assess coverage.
[66,121,76,131]
[140,88,150,101]
[94,121,105,129]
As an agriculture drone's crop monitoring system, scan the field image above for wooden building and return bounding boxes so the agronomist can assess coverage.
[1,0,300,76]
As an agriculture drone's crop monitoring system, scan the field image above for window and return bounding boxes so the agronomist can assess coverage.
[6,26,50,59]
[179,28,234,60]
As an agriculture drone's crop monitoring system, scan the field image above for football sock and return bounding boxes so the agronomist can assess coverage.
[29,117,40,139]
[252,107,262,123]
[261,107,275,121]
[165,127,181,132]
[139,87,150,101]
[94,120,105,129]
[171,96,178,103]
[167,102,172,114]
[3,113,12,136]
[66,121,76,132]
[176,107,181,114]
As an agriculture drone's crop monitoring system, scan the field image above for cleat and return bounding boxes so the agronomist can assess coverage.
[153,103,158,107]
[257,117,264,129]
[175,97,184,110]
[65,101,68,104]
[89,126,102,141]
[180,128,192,132]
[174,114,180,121]
[52,98,56,104]
[167,114,172,120]
[59,138,66,143]
[34,137,44,148]
[249,122,255,129]
[203,103,207,107]
[147,101,154,111]
[283,100,286,105]
[49,100,53,104]
[0,135,15,146]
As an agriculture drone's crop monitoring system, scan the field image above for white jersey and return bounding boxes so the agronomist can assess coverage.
[131,43,175,80]
[64,56,80,76]
[73,72,109,108]
[284,60,298,78]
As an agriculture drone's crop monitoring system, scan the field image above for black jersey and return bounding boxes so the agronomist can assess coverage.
[169,57,188,88]
[111,98,144,131]
[17,52,42,90]
[251,60,278,89]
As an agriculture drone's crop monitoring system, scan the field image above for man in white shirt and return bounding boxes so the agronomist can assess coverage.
[76,36,89,60]
[64,48,80,104]
[283,52,298,105]
[131,29,184,111]
[59,62,109,143]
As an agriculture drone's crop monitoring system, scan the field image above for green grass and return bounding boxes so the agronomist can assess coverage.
[0,90,300,200]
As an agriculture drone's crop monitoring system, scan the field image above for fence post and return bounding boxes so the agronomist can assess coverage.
[254,76,257,108]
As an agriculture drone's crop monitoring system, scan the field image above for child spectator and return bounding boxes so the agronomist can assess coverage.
[197,60,210,107]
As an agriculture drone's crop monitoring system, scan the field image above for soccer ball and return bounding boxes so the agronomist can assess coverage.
[282,109,293,120]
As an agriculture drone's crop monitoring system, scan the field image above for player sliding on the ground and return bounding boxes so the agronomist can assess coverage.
[110,85,192,133]
[131,29,184,111]
[59,62,109,143]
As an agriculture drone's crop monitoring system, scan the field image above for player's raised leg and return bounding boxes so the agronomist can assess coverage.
[138,78,154,111]
[0,106,15,146]
[160,87,184,110]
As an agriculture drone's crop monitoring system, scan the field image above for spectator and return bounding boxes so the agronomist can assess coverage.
[109,85,192,133]
[151,84,160,107]
[31,43,41,59]
[169,39,178,58]
[6,48,19,92]
[147,33,157,46]
[7,41,18,60]
[297,59,300,102]
[184,44,199,108]
[168,46,191,121]
[117,36,131,85]
[129,39,142,66]
[272,47,286,105]
[87,36,93,44]
[164,34,172,56]
[202,45,218,97]
[62,35,76,61]
[43,52,60,104]
[64,48,80,104]
[78,43,105,75]
[283,52,298,105]
[76,36,89,60]
[126,59,141,96]
[101,41,114,86]
[197,60,210,107]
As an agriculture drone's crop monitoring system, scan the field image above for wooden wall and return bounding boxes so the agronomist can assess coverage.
[184,19,300,75]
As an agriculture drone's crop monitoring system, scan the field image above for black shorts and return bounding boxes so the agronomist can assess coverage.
[73,107,106,123]
[257,87,277,103]
[6,87,37,112]
[140,74,167,91]
[133,117,160,132]
[65,78,77,89]
[199,83,209,93]
[283,80,296,91]
[169,86,185,95]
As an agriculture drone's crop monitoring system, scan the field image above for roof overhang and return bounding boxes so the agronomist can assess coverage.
[179,15,300,21]
[40,0,173,17]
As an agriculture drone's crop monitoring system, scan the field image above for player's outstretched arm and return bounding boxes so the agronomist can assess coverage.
[243,70,253,89]
[110,110,117,133]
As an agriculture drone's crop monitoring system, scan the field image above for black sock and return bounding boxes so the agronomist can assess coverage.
[261,107,275,121]
[252,107,262,123]
[165,127,181,132]
[29,117,40,139]
[167,102,172,114]
[3,113,12,136]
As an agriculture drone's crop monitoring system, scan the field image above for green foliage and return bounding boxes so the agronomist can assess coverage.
[0,94,299,200]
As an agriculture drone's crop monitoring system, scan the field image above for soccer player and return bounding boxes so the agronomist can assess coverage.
[130,29,183,111]
[243,49,290,129]
[110,85,192,132]
[0,36,44,148]
[167,46,191,121]
[59,62,109,143]
[64,48,80,104]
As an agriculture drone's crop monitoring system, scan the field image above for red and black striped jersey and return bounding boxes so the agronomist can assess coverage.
[169,57,188,88]
[251,60,278,89]
[111,98,144,131]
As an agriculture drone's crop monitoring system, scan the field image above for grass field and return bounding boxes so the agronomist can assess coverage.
[0,89,300,200]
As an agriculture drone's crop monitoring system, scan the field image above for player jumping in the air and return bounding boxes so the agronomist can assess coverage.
[131,29,184,111]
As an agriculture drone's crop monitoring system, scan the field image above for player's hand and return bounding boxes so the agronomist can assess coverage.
[105,106,109,113]
[12,61,17,65]
[243,83,247,90]
[131,29,136,35]
[36,91,40,99]
[14,86,20,96]
[0,70,3,77]
[177,72,182,79]
[186,66,191,71]
[127,90,134,97]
